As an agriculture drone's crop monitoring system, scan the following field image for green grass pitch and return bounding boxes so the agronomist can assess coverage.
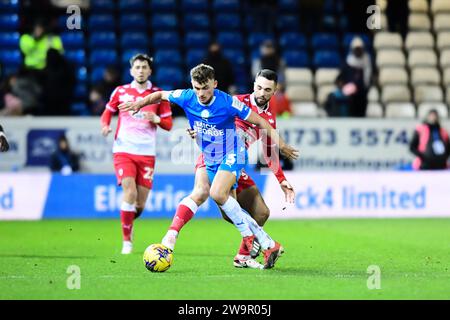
[0,218,449,300]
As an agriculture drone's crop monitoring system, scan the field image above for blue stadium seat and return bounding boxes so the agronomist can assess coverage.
[248,33,275,49]
[120,32,149,49]
[88,15,115,31]
[122,68,133,83]
[184,32,211,49]
[186,49,206,68]
[0,14,19,31]
[322,14,337,31]
[0,32,19,49]
[71,102,91,116]
[278,0,298,11]
[222,49,246,67]
[154,67,184,89]
[89,32,117,49]
[150,0,177,12]
[120,14,147,31]
[152,32,180,48]
[282,50,310,67]
[76,66,87,83]
[0,50,20,66]
[74,83,88,99]
[184,14,210,30]
[65,50,86,66]
[213,0,240,12]
[151,14,178,30]
[0,0,18,12]
[91,0,115,12]
[90,66,106,84]
[342,33,372,50]
[313,50,342,68]
[119,0,147,12]
[61,32,84,49]
[279,32,307,50]
[276,15,300,32]
[154,50,182,66]
[311,33,339,50]
[323,0,336,14]
[89,50,118,66]
[214,14,241,30]
[181,0,209,12]
[217,32,244,49]
[2,65,19,76]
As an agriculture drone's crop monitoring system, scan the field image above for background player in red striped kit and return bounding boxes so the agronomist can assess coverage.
[100,54,173,254]
[162,69,295,268]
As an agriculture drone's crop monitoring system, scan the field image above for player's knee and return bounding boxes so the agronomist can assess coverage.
[191,186,209,203]
[210,189,228,205]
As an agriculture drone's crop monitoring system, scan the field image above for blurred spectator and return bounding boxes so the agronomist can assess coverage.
[89,85,108,116]
[248,0,277,33]
[42,48,76,115]
[252,40,286,86]
[269,84,292,118]
[50,134,80,175]
[386,0,409,39]
[299,0,324,34]
[98,66,121,99]
[338,37,372,117]
[19,18,64,71]
[203,42,236,94]
[410,109,450,170]
[0,72,42,116]
[325,75,352,117]
[0,124,9,152]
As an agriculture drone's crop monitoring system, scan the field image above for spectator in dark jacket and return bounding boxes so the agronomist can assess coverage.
[325,75,353,117]
[203,42,235,93]
[410,109,450,170]
[50,134,80,175]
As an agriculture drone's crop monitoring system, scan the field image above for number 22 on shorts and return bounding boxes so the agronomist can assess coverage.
[143,167,154,181]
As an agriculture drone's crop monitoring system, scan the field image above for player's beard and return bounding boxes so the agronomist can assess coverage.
[255,96,269,109]
[136,79,147,85]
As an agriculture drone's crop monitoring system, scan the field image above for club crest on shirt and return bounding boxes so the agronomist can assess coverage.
[200,109,210,120]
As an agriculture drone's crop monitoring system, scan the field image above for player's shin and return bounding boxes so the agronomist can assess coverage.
[120,202,136,254]
[219,197,253,237]
[242,211,275,251]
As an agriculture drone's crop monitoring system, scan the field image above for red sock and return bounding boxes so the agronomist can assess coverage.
[120,210,135,241]
[238,239,250,256]
[169,198,198,232]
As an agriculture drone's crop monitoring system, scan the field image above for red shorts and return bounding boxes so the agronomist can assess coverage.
[194,154,255,194]
[113,152,155,189]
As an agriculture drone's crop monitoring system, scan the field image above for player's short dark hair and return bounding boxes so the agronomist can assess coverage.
[190,64,215,84]
[256,69,278,84]
[129,53,153,68]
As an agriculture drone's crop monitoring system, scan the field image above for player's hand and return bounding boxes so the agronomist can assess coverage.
[118,101,142,114]
[143,112,161,124]
[0,135,9,152]
[280,180,295,204]
[280,143,299,161]
[101,126,112,137]
[186,128,197,140]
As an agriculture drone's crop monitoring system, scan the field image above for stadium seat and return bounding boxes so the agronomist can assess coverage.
[76,66,87,83]
[0,32,19,49]
[385,102,416,118]
[374,32,403,50]
[414,85,444,103]
[214,14,241,30]
[122,68,133,83]
[90,66,106,84]
[186,49,206,68]
[378,67,409,86]
[61,31,84,49]
[150,0,177,12]
[213,0,240,12]
[292,102,319,117]
[91,0,115,12]
[153,67,184,88]
[120,32,149,49]
[71,102,90,116]
[433,14,450,32]
[182,0,209,12]
[119,0,147,12]
[0,0,19,12]
[283,50,310,68]
[366,102,384,117]
[222,49,246,66]
[153,50,182,66]
[408,13,431,30]
[409,0,429,13]
[312,33,339,50]
[184,32,211,49]
[405,32,434,49]
[437,32,450,50]
[278,0,299,12]
[0,49,20,66]
[279,33,307,50]
[120,14,147,31]
[217,32,244,49]
[0,14,18,31]
[313,50,342,68]
[89,32,117,49]
[322,14,337,31]
[89,50,118,66]
[285,68,313,85]
[88,14,115,31]
[151,14,178,30]
[286,85,314,102]
[184,14,210,30]
[381,85,411,103]
[317,84,337,106]
[276,15,300,32]
[74,83,88,99]
[368,86,380,102]
[411,67,441,86]
[431,0,450,14]
[444,68,450,86]
[376,50,406,68]
[315,68,339,87]
[408,49,438,68]
[440,49,450,68]
[152,32,180,49]
[417,102,449,118]
[248,33,275,49]
[65,50,86,66]
[323,0,337,14]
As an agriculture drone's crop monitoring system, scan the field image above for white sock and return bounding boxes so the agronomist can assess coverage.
[242,209,275,250]
[220,197,252,237]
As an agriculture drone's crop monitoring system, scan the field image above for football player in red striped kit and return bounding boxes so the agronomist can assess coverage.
[100,54,173,254]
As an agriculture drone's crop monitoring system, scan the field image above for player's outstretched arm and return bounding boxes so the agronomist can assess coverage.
[245,111,299,161]
[118,91,170,113]
[0,125,10,152]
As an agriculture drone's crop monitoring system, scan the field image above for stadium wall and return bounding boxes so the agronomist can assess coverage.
[1,171,449,220]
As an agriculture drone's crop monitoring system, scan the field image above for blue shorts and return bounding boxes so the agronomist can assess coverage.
[205,151,248,190]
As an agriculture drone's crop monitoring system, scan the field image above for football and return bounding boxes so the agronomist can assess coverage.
[143,244,174,272]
